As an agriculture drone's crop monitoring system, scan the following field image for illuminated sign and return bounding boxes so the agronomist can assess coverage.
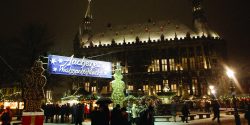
[48,55,112,78]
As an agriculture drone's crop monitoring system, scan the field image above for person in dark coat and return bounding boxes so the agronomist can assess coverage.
[171,101,177,122]
[212,101,220,123]
[44,104,50,123]
[205,101,211,113]
[75,103,84,125]
[0,106,12,125]
[245,104,250,125]
[55,104,60,123]
[97,104,110,125]
[121,107,130,125]
[111,104,122,125]
[181,102,190,123]
[60,104,66,123]
[90,106,99,125]
[71,104,77,124]
[145,105,154,125]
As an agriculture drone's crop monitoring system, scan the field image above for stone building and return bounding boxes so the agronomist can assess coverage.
[73,0,227,97]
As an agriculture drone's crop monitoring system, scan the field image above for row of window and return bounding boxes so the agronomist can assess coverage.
[148,57,208,72]
[111,57,210,74]
[83,79,200,94]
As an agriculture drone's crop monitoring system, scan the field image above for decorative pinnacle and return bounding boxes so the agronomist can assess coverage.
[84,0,92,18]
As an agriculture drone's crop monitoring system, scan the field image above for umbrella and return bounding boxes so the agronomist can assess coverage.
[96,97,113,104]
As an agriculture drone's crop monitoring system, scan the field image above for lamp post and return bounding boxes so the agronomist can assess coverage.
[226,68,241,125]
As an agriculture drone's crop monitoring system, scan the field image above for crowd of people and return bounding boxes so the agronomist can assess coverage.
[0,98,249,125]
[42,103,87,124]
[91,103,155,125]
[42,102,155,125]
[41,98,250,125]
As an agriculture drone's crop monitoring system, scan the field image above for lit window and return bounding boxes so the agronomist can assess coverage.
[155,85,162,92]
[181,58,188,70]
[192,79,198,95]
[128,85,133,91]
[85,82,90,92]
[163,80,168,87]
[169,59,175,71]
[109,82,112,92]
[147,66,152,72]
[102,86,108,94]
[189,57,195,70]
[143,85,149,91]
[91,86,96,93]
[171,84,177,92]
[46,90,52,100]
[152,59,160,72]
[122,66,128,74]
[148,59,160,72]
[161,59,168,71]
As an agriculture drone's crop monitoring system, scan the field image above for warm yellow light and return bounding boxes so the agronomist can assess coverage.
[226,68,234,78]
[211,89,216,94]
[68,99,79,106]
[209,85,214,90]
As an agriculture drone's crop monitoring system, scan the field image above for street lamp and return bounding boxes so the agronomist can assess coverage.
[209,85,214,91]
[211,89,216,95]
[209,85,216,99]
[226,68,241,125]
[209,85,215,95]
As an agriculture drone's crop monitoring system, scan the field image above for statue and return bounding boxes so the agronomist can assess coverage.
[23,60,46,112]
[111,63,125,107]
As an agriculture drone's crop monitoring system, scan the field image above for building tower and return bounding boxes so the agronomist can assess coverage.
[192,0,211,36]
[74,0,93,55]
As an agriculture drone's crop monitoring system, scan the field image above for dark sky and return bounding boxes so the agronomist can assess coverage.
[1,0,250,72]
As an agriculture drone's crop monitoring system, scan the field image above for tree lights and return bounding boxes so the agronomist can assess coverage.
[111,63,125,107]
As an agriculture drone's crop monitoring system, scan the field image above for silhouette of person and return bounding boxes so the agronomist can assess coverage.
[181,102,190,123]
[245,104,250,125]
[75,103,84,125]
[171,101,177,122]
[212,101,220,123]
[145,105,154,125]
[91,106,99,125]
[0,106,12,125]
[111,104,122,125]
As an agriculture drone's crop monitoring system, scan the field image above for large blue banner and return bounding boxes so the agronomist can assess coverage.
[48,55,112,78]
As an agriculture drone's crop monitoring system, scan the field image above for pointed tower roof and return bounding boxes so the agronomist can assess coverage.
[192,0,206,23]
[191,0,219,37]
[84,0,92,19]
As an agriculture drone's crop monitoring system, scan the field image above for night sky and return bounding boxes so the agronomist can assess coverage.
[1,0,250,74]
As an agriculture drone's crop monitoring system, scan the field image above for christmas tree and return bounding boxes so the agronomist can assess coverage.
[111,63,125,107]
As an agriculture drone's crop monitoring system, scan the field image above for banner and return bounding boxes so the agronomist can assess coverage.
[48,55,112,78]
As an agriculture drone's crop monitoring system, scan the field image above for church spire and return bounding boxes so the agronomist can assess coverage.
[192,0,211,36]
[81,0,93,32]
[192,0,206,21]
[78,0,93,45]
[84,0,92,19]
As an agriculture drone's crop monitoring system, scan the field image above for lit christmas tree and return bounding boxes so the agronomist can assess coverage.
[111,62,125,107]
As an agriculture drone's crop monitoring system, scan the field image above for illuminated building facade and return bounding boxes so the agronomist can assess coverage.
[73,0,227,97]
